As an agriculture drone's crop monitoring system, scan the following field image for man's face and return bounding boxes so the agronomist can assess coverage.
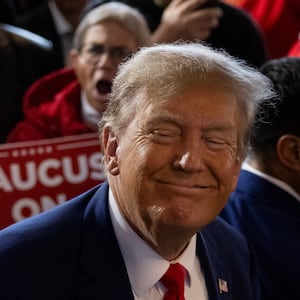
[105,83,242,245]
[71,21,138,113]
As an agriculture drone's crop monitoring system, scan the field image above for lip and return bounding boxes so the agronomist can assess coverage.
[157,180,213,191]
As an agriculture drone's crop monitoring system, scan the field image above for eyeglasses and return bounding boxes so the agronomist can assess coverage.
[80,44,133,65]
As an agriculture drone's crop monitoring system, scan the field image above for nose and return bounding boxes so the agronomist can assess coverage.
[95,52,115,69]
[173,140,204,173]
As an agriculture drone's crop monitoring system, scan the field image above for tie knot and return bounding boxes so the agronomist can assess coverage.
[160,263,186,300]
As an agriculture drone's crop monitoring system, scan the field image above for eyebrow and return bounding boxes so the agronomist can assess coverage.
[146,113,180,128]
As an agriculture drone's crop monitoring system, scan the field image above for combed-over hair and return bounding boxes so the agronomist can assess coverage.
[99,42,275,158]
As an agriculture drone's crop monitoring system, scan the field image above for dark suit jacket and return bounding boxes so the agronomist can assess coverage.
[17,1,65,71]
[221,170,300,300]
[0,182,258,299]
[0,26,53,143]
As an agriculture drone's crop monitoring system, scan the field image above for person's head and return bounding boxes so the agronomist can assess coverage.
[99,42,273,259]
[53,0,87,13]
[53,0,88,25]
[70,2,151,113]
[248,57,300,193]
[153,0,172,7]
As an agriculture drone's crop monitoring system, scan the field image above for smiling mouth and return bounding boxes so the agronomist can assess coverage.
[96,80,112,95]
[158,180,211,190]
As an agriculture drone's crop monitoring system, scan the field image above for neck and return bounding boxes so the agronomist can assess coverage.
[62,12,81,28]
[247,156,299,193]
[141,226,193,261]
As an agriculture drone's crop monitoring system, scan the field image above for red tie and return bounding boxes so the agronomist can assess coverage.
[160,263,186,300]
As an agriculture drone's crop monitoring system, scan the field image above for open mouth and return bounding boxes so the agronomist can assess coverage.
[96,80,112,95]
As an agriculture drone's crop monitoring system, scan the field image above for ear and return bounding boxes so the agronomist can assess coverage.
[68,49,80,69]
[277,134,300,171]
[102,125,120,176]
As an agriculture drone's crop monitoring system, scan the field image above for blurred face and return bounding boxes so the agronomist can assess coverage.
[71,21,138,113]
[54,0,87,13]
[155,0,171,7]
[104,83,242,245]
[54,0,88,27]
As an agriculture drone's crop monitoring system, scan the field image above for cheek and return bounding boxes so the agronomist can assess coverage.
[117,142,167,206]
[223,165,240,193]
[210,152,240,188]
[230,161,241,191]
[75,64,93,87]
[118,147,148,183]
[119,137,162,170]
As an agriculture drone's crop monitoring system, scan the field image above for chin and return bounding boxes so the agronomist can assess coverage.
[93,96,107,110]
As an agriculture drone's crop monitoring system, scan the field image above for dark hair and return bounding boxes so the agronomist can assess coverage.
[249,57,300,154]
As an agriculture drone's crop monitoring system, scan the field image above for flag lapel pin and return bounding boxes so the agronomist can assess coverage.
[218,278,229,294]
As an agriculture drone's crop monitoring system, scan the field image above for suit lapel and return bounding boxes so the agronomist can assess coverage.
[196,231,232,300]
[76,182,234,299]
[77,182,134,299]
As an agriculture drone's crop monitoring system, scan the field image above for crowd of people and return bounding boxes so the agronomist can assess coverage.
[221,56,300,299]
[1,0,299,143]
[0,0,299,299]
[6,2,150,142]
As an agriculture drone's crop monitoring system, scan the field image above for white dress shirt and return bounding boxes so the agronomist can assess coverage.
[81,92,102,131]
[108,188,208,300]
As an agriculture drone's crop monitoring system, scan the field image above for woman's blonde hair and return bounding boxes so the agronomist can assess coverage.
[73,2,151,50]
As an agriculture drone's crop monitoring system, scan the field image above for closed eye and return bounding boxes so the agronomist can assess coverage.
[204,138,232,150]
[151,129,181,143]
[153,129,179,136]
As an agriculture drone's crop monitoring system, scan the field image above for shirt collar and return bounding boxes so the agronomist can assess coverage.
[242,161,300,202]
[81,92,102,131]
[48,0,73,35]
[108,188,196,295]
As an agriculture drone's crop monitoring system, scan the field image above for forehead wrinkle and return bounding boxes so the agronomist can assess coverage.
[146,108,234,130]
[138,96,237,135]
[202,122,236,132]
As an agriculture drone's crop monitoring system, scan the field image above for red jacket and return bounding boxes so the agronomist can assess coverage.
[240,0,300,58]
[7,68,93,143]
[288,38,300,57]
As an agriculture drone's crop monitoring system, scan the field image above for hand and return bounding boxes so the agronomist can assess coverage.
[152,0,223,43]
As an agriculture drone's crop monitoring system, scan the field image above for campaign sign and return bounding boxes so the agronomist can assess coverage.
[0,133,106,229]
